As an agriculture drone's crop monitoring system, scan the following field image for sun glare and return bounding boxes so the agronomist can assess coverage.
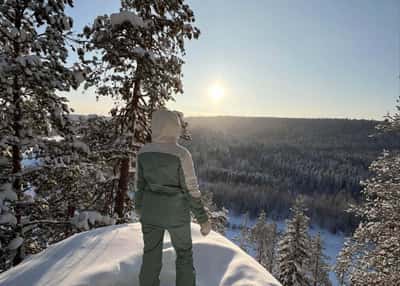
[209,84,225,101]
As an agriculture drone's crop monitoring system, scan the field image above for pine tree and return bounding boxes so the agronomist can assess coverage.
[335,150,400,285]
[251,210,268,264]
[309,233,331,286]
[250,210,279,272]
[277,197,312,286]
[0,0,87,270]
[79,0,200,220]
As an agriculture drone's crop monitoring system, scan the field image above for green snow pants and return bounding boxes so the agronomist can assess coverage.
[139,223,196,286]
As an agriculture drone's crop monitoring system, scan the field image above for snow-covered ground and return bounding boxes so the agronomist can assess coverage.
[226,213,346,286]
[0,223,281,286]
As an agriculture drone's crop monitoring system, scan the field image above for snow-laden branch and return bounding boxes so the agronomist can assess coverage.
[110,11,148,29]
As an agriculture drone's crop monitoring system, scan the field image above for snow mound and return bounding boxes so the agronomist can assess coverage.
[0,223,281,286]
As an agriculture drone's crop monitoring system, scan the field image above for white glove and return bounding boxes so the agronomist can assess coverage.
[200,220,211,236]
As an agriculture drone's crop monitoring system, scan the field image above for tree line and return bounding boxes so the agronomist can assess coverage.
[184,117,400,234]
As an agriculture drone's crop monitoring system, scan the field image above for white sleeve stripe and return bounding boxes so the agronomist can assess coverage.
[134,157,139,192]
[179,150,201,195]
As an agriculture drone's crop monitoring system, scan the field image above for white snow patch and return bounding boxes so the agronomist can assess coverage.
[110,11,147,28]
[70,211,116,231]
[42,135,64,142]
[0,223,281,286]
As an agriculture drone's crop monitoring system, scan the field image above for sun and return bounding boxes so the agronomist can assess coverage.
[209,84,225,101]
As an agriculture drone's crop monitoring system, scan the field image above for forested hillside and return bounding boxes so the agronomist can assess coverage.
[184,116,400,234]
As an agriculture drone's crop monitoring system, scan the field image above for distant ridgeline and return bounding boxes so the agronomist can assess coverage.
[184,116,400,234]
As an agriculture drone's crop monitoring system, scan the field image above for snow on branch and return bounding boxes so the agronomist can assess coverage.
[110,11,147,29]
[70,211,116,231]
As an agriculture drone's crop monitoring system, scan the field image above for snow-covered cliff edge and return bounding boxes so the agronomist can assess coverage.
[0,223,281,286]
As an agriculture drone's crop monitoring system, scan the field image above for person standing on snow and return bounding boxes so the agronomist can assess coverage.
[134,109,212,286]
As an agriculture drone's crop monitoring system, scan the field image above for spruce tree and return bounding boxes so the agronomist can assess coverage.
[250,210,279,272]
[277,197,312,286]
[335,151,400,285]
[238,211,252,252]
[309,233,331,286]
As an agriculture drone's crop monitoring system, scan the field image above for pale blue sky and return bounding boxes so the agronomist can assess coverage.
[64,0,400,119]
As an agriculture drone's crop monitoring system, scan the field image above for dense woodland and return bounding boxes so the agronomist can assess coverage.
[182,116,400,234]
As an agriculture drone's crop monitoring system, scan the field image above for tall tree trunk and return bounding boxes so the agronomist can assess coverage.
[115,158,130,218]
[11,6,24,266]
[11,69,23,266]
[114,63,142,218]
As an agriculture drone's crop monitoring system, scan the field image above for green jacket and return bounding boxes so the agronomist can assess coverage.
[134,110,208,227]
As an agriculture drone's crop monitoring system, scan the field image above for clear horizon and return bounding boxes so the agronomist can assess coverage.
[64,0,400,121]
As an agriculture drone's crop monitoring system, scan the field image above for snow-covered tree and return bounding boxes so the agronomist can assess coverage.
[277,197,312,286]
[200,190,228,234]
[234,211,252,252]
[250,210,279,273]
[375,96,400,134]
[0,0,92,271]
[335,151,400,285]
[309,233,331,286]
[78,0,200,219]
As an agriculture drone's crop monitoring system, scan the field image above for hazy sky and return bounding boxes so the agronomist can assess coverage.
[65,0,400,119]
